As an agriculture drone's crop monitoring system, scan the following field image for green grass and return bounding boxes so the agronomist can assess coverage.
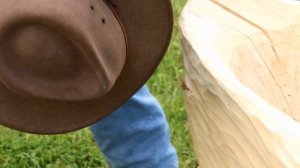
[0,0,198,167]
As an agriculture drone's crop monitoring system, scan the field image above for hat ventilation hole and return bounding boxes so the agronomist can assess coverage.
[90,5,95,11]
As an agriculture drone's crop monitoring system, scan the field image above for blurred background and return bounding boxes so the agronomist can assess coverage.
[0,0,198,167]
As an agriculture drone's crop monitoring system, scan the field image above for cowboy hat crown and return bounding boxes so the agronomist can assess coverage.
[0,0,173,134]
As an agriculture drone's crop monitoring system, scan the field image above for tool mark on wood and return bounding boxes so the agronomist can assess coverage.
[210,0,281,62]
[226,26,295,118]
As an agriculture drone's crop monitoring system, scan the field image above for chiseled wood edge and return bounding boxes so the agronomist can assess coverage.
[180,0,300,167]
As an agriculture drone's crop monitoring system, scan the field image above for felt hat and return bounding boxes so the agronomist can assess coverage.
[0,0,173,134]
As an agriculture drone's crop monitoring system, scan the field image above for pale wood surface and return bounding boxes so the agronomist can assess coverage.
[179,0,300,167]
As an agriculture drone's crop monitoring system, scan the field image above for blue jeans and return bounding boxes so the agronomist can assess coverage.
[90,86,178,168]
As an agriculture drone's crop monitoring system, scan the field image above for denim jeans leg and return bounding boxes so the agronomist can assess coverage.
[90,86,178,168]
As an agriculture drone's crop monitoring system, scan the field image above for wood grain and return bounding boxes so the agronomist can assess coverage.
[179,0,300,167]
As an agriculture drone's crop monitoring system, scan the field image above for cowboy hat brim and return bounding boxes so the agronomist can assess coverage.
[0,0,173,134]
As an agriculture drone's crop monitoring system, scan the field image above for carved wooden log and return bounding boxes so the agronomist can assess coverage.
[179,0,300,167]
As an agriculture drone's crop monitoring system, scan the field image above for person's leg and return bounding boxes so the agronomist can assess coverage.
[90,86,178,168]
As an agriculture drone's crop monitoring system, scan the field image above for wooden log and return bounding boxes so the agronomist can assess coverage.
[179,0,300,167]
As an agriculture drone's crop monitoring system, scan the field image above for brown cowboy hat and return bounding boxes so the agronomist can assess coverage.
[0,0,173,134]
